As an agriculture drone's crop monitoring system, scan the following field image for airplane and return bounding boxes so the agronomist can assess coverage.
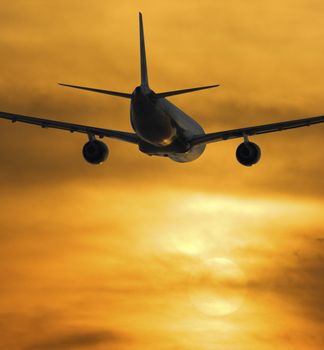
[0,13,323,167]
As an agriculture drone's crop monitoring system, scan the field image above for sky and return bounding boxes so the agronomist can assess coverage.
[0,1,323,349]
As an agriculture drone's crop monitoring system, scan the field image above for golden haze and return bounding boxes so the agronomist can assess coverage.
[0,1,323,349]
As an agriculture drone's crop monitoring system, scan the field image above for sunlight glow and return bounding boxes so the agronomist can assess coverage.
[148,191,323,258]
[191,257,246,316]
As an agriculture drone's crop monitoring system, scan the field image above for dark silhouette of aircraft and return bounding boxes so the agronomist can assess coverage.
[0,13,323,166]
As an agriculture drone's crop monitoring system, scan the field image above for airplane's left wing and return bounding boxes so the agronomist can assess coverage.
[190,115,324,146]
[0,111,139,144]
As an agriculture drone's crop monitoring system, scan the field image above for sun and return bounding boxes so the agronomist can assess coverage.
[190,257,246,317]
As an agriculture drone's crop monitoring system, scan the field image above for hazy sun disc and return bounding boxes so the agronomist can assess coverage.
[191,257,246,317]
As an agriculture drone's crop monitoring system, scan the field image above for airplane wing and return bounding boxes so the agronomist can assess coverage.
[0,111,139,144]
[190,115,324,146]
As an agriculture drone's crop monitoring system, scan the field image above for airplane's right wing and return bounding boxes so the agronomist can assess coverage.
[190,115,324,146]
[0,111,139,144]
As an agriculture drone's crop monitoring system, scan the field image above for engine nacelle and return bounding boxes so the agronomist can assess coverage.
[82,140,109,164]
[236,141,261,166]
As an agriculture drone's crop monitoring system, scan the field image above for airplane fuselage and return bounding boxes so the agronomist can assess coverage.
[130,86,206,162]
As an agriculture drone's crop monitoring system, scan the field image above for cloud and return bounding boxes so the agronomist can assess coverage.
[26,330,124,350]
[0,312,127,350]
[281,238,324,322]
[241,230,324,323]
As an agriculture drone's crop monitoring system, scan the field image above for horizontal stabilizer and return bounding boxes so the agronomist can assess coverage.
[155,84,219,98]
[58,83,132,99]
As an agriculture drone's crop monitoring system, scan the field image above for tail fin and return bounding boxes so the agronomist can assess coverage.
[139,12,149,88]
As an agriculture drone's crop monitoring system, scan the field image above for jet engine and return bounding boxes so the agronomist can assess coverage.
[82,140,109,164]
[236,141,261,166]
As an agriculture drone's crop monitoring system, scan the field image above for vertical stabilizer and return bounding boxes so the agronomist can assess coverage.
[139,12,149,88]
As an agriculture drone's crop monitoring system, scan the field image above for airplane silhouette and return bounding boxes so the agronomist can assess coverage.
[0,13,323,166]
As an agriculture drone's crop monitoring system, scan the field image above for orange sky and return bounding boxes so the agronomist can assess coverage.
[0,1,323,350]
